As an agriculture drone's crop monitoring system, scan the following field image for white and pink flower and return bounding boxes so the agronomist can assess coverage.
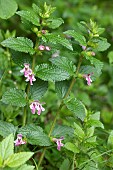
[83,73,93,86]
[30,101,45,115]
[14,134,26,146]
[53,137,64,151]
[20,63,36,85]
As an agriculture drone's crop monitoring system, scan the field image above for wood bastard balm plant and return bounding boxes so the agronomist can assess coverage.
[0,1,112,170]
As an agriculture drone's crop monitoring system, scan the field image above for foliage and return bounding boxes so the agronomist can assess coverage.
[0,0,113,170]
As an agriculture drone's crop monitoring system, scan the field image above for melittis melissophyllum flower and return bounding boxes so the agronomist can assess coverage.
[30,100,45,115]
[53,137,64,151]
[14,134,26,146]
[83,73,93,86]
[20,63,36,85]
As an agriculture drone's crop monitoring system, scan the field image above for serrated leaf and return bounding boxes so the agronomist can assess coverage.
[52,125,74,138]
[0,134,14,162]
[1,88,27,107]
[87,119,104,129]
[55,80,69,98]
[0,120,17,138]
[35,64,70,82]
[0,0,18,19]
[96,39,110,52]
[49,56,76,75]
[18,124,43,136]
[18,124,51,146]
[29,78,48,100]
[1,37,35,55]
[47,18,64,29]
[11,50,32,66]
[27,131,52,146]
[43,33,73,51]
[74,122,85,139]
[64,97,86,121]
[16,10,40,26]
[6,152,34,167]
[32,3,42,15]
[64,30,87,46]
[64,142,79,153]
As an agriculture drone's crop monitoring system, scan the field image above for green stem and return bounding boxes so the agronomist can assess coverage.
[37,55,84,168]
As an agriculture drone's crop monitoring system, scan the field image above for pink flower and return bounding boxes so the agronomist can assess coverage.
[53,137,64,151]
[25,73,36,85]
[14,134,26,146]
[45,46,51,51]
[42,30,46,34]
[82,45,87,50]
[30,101,45,115]
[20,63,31,77]
[38,45,45,51]
[83,73,93,86]
[20,63,36,85]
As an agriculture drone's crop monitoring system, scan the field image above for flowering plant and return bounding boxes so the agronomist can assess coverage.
[0,1,113,170]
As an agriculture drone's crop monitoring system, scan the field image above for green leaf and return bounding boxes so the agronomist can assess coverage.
[64,97,86,121]
[32,3,42,15]
[87,127,94,138]
[11,50,32,66]
[55,80,69,98]
[60,159,71,170]
[1,88,27,107]
[74,122,85,139]
[96,39,110,52]
[1,37,35,55]
[0,120,17,138]
[6,152,34,167]
[90,112,100,120]
[35,64,70,82]
[64,142,79,153]
[16,10,40,26]
[4,164,35,170]
[83,53,103,76]
[64,30,87,46]
[0,0,18,19]
[108,51,113,64]
[0,134,14,162]
[29,78,48,100]
[49,56,76,75]
[52,125,74,138]
[108,131,113,147]
[87,119,104,129]
[43,33,73,51]
[47,18,64,29]
[18,124,43,136]
[18,124,52,146]
[27,131,52,146]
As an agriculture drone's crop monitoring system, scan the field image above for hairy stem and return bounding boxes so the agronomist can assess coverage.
[37,55,83,167]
